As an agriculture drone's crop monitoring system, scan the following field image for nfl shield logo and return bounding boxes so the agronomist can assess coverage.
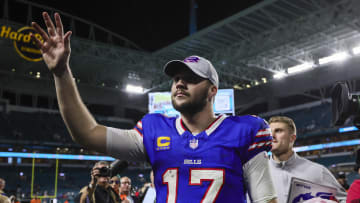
[189,138,199,149]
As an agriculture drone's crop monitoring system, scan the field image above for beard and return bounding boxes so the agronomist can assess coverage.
[172,87,209,115]
[271,147,283,157]
[271,143,291,157]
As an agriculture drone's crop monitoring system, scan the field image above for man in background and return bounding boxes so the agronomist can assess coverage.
[78,161,120,203]
[141,170,156,203]
[335,171,349,191]
[268,116,347,202]
[119,177,137,203]
[0,178,13,203]
[0,179,6,197]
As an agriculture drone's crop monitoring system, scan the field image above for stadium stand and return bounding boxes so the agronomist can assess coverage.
[2,0,360,202]
[1,99,359,202]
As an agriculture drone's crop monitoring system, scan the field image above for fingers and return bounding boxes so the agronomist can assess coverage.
[30,32,43,49]
[32,12,71,50]
[64,31,72,48]
[42,12,56,36]
[91,169,99,185]
[54,12,64,37]
[91,168,100,177]
[31,22,49,42]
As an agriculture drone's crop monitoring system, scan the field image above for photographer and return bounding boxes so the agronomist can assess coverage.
[78,161,120,203]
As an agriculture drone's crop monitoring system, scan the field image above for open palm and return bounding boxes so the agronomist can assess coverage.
[31,12,72,76]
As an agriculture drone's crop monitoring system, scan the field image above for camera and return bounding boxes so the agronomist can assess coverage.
[98,167,111,177]
[331,81,360,127]
[94,160,129,177]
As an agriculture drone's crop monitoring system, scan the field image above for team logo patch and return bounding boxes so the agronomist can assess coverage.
[183,56,200,63]
[156,136,171,151]
[189,138,199,149]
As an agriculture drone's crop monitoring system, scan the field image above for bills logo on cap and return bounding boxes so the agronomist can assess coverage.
[189,138,199,149]
[183,56,200,63]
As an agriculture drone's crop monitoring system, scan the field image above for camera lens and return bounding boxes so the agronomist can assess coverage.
[99,167,110,177]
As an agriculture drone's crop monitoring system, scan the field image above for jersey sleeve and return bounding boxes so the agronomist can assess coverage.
[105,117,147,162]
[134,119,144,137]
[244,116,273,164]
[243,152,277,203]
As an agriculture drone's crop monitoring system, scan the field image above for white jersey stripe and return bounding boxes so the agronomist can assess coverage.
[176,114,227,136]
[248,141,272,151]
[256,128,271,137]
[205,114,227,136]
[175,117,186,135]
[136,121,143,130]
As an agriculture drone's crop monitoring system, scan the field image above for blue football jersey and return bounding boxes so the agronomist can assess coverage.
[134,114,272,203]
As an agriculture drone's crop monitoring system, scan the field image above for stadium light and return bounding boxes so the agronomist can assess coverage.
[338,126,358,133]
[233,84,243,90]
[352,46,360,55]
[287,62,314,74]
[273,72,287,79]
[126,84,144,93]
[261,77,267,83]
[318,52,350,65]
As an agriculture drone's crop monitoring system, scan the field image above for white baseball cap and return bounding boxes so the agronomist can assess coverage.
[163,55,219,88]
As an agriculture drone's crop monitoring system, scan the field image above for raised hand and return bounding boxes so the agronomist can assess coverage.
[89,167,100,188]
[31,12,72,77]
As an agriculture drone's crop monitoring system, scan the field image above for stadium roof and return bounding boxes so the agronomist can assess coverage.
[2,0,360,112]
[154,0,360,90]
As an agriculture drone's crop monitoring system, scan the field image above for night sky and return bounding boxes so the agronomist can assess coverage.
[26,0,263,51]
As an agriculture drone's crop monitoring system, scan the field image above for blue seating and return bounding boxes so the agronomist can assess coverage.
[311,155,355,167]
[263,102,333,138]
[0,111,133,144]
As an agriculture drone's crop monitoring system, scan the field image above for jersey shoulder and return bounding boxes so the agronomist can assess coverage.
[142,113,176,123]
[226,115,272,163]
[226,115,268,129]
[135,113,176,136]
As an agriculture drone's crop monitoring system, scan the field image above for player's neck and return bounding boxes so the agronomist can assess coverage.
[180,108,216,134]
[273,149,294,162]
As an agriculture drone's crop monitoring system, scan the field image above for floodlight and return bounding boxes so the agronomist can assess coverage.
[319,52,349,65]
[287,62,314,74]
[274,72,286,79]
[126,84,144,93]
[352,46,360,55]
